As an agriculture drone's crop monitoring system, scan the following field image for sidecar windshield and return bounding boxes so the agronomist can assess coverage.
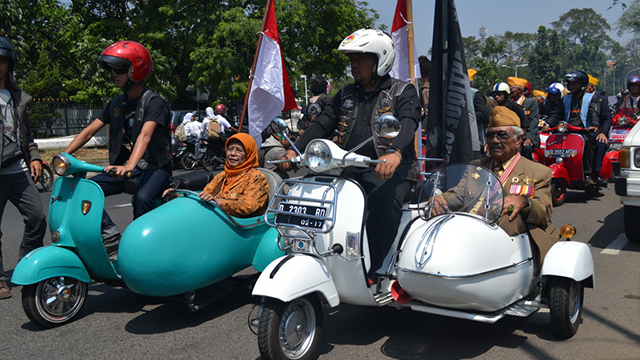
[419,164,504,224]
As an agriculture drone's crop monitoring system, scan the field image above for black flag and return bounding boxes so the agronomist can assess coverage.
[426,0,480,164]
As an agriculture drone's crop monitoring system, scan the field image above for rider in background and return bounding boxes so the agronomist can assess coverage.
[619,75,640,113]
[279,29,421,284]
[546,70,601,183]
[214,104,238,136]
[298,76,331,136]
[540,82,565,118]
[585,74,612,184]
[64,41,172,255]
[431,106,558,263]
[508,77,540,160]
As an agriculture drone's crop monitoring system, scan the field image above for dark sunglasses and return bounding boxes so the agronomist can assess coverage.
[110,67,128,75]
[485,130,514,141]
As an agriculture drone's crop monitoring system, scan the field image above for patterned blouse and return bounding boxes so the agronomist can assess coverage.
[202,168,269,218]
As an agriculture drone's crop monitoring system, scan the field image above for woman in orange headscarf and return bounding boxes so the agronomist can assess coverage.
[165,133,269,218]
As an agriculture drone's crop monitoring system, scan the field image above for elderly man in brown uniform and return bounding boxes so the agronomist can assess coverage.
[432,106,559,262]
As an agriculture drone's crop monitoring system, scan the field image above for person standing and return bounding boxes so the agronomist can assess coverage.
[64,41,172,255]
[279,29,421,284]
[0,36,47,298]
[508,77,540,159]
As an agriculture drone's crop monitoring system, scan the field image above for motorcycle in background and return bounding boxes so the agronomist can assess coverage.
[539,121,608,206]
[605,108,639,177]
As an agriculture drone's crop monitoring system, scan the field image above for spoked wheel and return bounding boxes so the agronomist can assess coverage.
[180,151,197,170]
[22,276,88,328]
[35,163,54,192]
[202,149,222,172]
[549,276,584,338]
[258,295,323,360]
[551,178,567,207]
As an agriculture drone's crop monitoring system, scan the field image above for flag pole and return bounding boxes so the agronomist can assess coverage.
[238,0,272,132]
[407,0,416,86]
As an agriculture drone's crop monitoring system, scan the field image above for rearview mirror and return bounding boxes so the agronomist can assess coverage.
[374,114,400,139]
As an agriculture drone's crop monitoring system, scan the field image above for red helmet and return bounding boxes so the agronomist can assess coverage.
[214,104,226,115]
[627,75,640,89]
[98,41,153,82]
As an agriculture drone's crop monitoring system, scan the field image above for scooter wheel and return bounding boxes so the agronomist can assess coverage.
[258,295,323,360]
[551,179,566,207]
[549,276,584,338]
[22,276,88,328]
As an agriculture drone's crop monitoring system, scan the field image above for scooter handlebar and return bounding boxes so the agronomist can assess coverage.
[105,168,133,178]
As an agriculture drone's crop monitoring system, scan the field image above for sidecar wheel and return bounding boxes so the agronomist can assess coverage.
[551,179,566,207]
[257,295,323,360]
[549,277,583,338]
[22,277,88,328]
[180,151,197,170]
[36,164,54,192]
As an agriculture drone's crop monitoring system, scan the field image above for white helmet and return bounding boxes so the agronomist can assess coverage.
[490,82,511,95]
[547,82,566,97]
[338,29,395,77]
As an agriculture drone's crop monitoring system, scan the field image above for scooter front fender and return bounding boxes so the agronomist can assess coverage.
[11,246,91,285]
[252,255,340,307]
[541,241,594,288]
[550,163,570,184]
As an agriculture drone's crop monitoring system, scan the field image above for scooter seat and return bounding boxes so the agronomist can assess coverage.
[172,171,219,191]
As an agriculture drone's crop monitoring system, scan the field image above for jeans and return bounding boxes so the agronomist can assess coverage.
[90,166,171,239]
[0,171,46,281]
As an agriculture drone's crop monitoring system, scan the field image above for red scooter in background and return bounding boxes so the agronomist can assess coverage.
[540,121,607,206]
[605,108,639,177]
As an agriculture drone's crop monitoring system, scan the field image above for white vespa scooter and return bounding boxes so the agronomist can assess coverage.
[249,116,594,360]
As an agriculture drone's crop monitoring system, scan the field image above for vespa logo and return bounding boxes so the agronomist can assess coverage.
[81,200,92,215]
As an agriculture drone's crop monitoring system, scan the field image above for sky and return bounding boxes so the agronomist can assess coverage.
[364,0,631,57]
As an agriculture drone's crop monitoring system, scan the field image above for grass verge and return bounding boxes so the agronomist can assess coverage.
[40,146,109,163]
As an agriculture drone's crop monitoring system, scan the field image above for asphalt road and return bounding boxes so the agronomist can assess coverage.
[0,176,638,359]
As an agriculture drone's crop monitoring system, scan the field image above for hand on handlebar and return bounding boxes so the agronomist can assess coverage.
[587,126,600,133]
[426,194,449,216]
[104,165,134,178]
[277,149,299,172]
[375,152,400,180]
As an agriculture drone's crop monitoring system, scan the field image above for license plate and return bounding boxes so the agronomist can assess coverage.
[545,149,577,157]
[276,203,327,229]
[610,128,630,141]
[609,142,623,151]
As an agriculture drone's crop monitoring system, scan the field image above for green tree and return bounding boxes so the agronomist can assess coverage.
[527,26,566,90]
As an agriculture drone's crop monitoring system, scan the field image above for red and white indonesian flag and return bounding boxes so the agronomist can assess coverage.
[390,0,420,81]
[248,0,297,148]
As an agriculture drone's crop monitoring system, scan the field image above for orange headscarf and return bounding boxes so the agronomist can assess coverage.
[222,133,259,192]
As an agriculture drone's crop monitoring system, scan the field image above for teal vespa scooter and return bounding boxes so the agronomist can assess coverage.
[11,153,284,328]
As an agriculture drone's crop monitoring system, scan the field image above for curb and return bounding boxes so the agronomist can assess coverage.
[35,135,108,150]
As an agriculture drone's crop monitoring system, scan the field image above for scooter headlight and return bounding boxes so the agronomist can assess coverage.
[556,157,563,164]
[305,140,332,173]
[52,154,70,176]
[557,121,569,133]
[618,117,629,125]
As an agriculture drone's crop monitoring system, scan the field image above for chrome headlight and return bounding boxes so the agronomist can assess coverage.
[618,117,629,125]
[52,154,70,176]
[304,140,332,173]
[557,121,568,133]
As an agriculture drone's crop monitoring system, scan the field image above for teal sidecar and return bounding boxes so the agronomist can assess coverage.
[117,192,283,297]
[12,153,284,328]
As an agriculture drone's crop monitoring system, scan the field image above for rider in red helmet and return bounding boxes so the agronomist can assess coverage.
[214,104,226,116]
[620,75,640,112]
[64,40,172,255]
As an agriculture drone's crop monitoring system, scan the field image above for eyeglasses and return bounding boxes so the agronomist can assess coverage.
[226,146,245,155]
[485,130,514,142]
[110,67,128,75]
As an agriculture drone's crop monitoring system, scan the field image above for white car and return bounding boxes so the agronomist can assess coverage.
[613,120,640,242]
